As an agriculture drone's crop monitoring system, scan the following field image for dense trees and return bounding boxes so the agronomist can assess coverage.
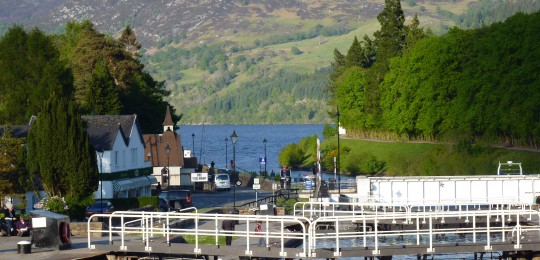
[329,8,540,147]
[440,0,540,29]
[26,95,98,203]
[0,21,179,133]
[205,68,330,124]
[0,131,26,199]
[0,22,180,214]
[0,26,73,124]
[58,21,177,133]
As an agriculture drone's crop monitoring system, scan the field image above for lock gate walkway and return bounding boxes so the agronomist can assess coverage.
[87,201,540,259]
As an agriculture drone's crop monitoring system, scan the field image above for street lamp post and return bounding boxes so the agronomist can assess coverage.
[191,133,195,157]
[336,107,341,195]
[230,131,238,208]
[225,137,228,170]
[165,144,171,187]
[263,138,267,178]
[97,146,104,214]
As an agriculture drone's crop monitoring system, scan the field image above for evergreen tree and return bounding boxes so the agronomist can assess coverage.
[405,14,430,50]
[0,26,73,125]
[362,34,377,67]
[85,60,122,115]
[331,48,345,72]
[326,48,346,95]
[373,0,406,64]
[119,25,142,59]
[61,20,177,133]
[345,36,366,67]
[26,94,98,201]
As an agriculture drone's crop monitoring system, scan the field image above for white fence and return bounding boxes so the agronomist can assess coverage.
[88,202,540,258]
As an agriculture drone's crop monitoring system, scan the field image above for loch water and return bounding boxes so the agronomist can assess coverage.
[178,124,325,173]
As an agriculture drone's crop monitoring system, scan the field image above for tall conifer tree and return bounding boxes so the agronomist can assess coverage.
[373,0,406,64]
[345,36,366,68]
[27,94,98,201]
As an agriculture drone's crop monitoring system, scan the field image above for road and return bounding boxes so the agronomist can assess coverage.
[192,186,274,208]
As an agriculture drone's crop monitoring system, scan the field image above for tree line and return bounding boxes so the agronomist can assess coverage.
[0,21,179,133]
[328,0,540,148]
[0,21,178,216]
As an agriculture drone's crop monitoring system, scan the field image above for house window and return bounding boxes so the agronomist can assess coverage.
[131,148,137,165]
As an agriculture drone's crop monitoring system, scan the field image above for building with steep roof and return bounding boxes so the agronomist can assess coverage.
[82,114,155,199]
[143,106,191,188]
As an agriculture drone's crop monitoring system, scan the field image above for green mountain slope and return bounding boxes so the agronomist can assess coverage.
[1,0,538,124]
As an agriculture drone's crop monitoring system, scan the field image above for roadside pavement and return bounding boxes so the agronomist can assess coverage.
[0,235,108,260]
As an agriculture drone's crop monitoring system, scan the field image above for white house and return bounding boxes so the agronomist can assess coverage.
[84,115,155,199]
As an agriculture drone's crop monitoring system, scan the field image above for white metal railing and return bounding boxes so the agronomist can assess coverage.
[293,200,537,220]
[88,210,311,258]
[307,209,540,257]
[88,206,540,258]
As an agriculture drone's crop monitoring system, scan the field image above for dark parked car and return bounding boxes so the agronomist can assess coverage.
[158,190,192,211]
[85,200,115,218]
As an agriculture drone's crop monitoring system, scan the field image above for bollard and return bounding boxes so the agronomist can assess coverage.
[17,241,31,254]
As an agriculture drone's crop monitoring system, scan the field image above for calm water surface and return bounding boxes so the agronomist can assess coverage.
[178,124,324,173]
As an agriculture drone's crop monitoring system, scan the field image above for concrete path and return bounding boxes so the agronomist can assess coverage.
[0,235,108,260]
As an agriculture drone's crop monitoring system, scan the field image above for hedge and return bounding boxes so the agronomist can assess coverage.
[109,196,159,211]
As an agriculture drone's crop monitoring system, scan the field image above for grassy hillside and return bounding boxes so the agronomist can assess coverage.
[321,138,540,176]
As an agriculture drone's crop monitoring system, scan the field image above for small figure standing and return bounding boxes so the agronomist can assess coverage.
[222,219,235,246]
[255,221,265,247]
[16,215,31,237]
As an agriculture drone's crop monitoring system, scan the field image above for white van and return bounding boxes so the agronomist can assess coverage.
[214,173,231,191]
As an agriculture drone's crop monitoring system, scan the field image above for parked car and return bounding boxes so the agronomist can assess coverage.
[85,200,115,218]
[214,173,231,191]
[158,190,192,211]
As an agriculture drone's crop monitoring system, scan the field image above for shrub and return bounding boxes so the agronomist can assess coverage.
[35,196,68,214]
[110,196,159,211]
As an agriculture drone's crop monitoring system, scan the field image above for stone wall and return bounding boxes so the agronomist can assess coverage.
[71,222,104,238]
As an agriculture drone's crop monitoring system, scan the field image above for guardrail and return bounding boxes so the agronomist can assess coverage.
[88,203,540,258]
[307,209,540,257]
[293,200,538,220]
[239,189,298,208]
[88,210,311,258]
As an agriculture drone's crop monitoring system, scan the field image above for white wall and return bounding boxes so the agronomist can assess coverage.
[96,125,151,174]
[366,175,540,205]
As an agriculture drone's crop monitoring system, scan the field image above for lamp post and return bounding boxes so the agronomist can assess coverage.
[165,144,171,187]
[191,133,195,157]
[230,130,238,208]
[225,137,228,170]
[263,138,267,178]
[97,146,104,213]
[336,107,341,195]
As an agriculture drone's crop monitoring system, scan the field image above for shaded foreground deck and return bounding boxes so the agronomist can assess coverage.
[86,201,540,259]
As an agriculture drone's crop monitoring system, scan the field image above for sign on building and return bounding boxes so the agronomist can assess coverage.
[191,172,208,182]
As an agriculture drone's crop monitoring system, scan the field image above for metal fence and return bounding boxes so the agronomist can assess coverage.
[88,202,540,258]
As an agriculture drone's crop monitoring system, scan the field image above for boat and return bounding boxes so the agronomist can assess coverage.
[497,161,523,175]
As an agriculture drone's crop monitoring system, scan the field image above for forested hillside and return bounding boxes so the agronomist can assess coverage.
[331,10,540,148]
[0,22,177,133]
[1,0,539,124]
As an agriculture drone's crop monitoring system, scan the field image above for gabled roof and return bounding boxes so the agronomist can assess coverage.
[143,130,184,167]
[82,115,144,151]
